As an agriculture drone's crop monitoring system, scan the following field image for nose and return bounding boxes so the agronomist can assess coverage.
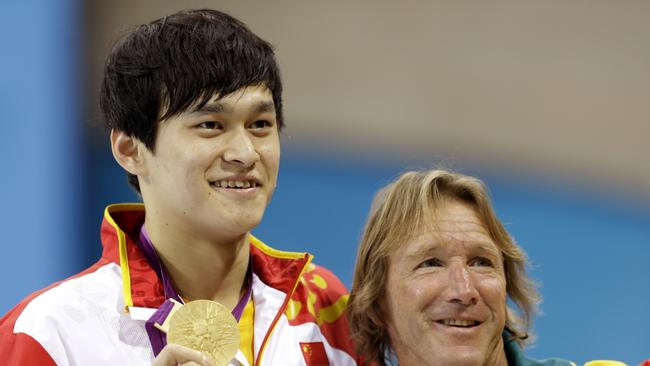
[222,128,260,168]
[445,263,479,306]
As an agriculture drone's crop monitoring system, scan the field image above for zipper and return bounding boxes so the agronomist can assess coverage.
[254,253,313,366]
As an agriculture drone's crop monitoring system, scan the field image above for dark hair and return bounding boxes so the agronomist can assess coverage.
[100,9,283,192]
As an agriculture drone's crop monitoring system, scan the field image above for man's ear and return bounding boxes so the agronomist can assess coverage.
[110,129,147,176]
[372,297,388,329]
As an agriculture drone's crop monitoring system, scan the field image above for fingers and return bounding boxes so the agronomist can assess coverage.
[151,344,214,366]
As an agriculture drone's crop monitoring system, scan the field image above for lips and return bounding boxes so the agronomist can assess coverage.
[436,319,481,328]
[209,176,261,189]
[211,179,259,189]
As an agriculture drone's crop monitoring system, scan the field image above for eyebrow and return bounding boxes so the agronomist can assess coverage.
[404,244,441,263]
[191,100,275,115]
[404,240,501,263]
[192,102,229,115]
[254,101,275,113]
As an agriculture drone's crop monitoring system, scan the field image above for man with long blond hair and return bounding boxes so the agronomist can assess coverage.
[348,169,573,366]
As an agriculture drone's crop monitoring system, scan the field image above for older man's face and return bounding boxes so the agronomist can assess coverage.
[383,199,508,366]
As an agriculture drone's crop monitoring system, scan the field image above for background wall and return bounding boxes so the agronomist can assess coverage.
[1,1,648,364]
[0,0,84,323]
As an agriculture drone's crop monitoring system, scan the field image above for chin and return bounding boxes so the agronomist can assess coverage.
[229,213,265,234]
[434,356,483,366]
[438,346,485,366]
[192,216,261,241]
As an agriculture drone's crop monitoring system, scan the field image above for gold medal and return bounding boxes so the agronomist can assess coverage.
[167,300,240,366]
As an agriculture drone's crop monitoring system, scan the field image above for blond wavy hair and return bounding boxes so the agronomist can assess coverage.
[347,169,540,365]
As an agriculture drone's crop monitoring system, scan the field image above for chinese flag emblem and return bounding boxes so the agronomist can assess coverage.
[299,342,330,366]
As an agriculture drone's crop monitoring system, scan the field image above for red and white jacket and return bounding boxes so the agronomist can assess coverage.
[0,204,359,365]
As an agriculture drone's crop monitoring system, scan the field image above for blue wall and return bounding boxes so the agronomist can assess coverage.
[0,0,83,314]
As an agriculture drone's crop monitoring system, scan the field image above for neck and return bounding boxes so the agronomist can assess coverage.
[393,337,509,366]
[144,219,251,310]
[482,336,509,366]
[484,347,508,366]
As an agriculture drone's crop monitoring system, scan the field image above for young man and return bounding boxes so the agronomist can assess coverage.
[0,9,358,366]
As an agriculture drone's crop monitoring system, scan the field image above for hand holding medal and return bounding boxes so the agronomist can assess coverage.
[167,300,240,366]
[152,300,240,366]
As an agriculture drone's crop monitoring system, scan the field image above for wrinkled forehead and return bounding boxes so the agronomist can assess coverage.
[401,229,503,264]
[391,198,501,257]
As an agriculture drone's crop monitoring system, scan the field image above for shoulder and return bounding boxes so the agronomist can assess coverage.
[503,332,575,366]
[286,262,349,325]
[510,351,575,366]
[1,259,119,330]
[295,262,348,305]
[523,358,576,366]
[0,260,121,365]
[0,286,60,365]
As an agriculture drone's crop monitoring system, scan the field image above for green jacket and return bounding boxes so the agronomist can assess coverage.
[504,332,575,366]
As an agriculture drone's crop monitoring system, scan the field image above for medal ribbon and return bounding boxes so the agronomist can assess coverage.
[137,224,252,356]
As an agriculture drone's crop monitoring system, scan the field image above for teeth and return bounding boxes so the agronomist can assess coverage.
[441,319,477,327]
[212,180,257,189]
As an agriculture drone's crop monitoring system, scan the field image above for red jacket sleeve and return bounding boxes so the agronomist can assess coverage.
[0,331,57,365]
[0,301,57,366]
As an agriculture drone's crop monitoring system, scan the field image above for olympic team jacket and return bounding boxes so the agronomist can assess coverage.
[503,332,575,366]
[0,204,359,365]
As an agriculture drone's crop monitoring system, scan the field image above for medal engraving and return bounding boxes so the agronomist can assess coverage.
[167,300,240,366]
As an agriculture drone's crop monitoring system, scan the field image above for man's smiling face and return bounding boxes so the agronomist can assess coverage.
[383,198,507,366]
[137,85,280,241]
